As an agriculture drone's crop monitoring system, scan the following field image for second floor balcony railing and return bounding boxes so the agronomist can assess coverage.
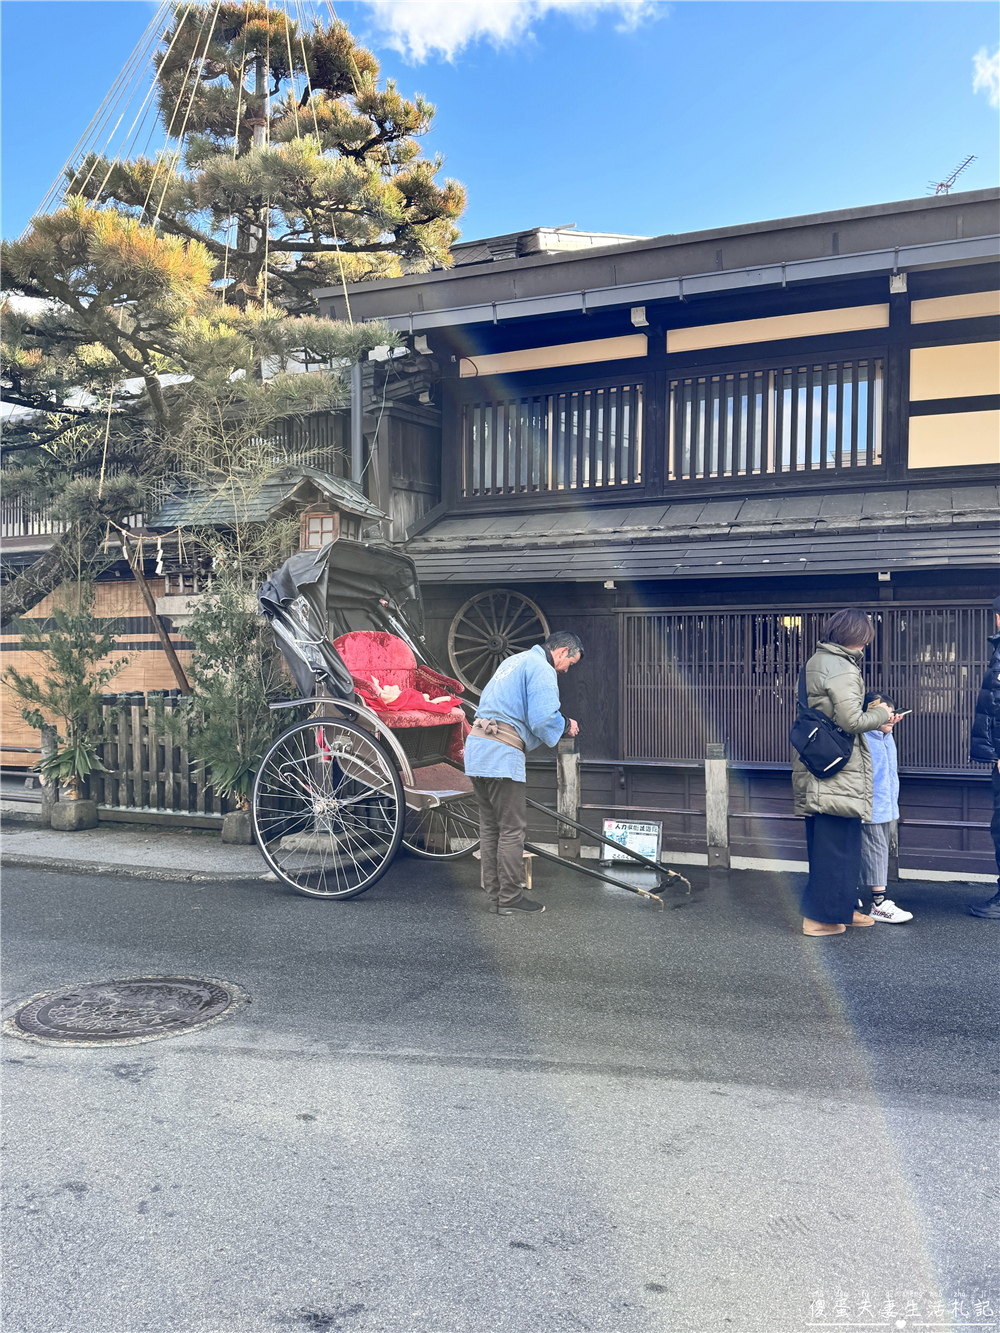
[668,356,883,481]
[456,350,890,504]
[461,380,644,496]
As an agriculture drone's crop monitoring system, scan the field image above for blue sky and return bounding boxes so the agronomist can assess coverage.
[1,1,997,243]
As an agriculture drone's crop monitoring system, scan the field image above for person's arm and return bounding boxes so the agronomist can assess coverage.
[525,659,567,749]
[969,656,1000,763]
[825,668,892,734]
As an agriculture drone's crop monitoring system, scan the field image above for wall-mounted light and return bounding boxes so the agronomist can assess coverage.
[878,570,892,582]
[630,306,648,328]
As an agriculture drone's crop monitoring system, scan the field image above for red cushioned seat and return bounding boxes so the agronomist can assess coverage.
[368,708,461,729]
[332,631,469,761]
[334,630,420,690]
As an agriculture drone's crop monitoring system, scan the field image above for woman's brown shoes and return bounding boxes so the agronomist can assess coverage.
[801,912,875,935]
[802,919,847,936]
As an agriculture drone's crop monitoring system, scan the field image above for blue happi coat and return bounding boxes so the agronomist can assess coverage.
[463,645,567,783]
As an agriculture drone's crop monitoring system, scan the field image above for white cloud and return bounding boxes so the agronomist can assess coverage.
[361,0,657,62]
[972,46,999,108]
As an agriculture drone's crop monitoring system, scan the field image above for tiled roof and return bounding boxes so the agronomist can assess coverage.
[152,466,385,529]
[405,484,999,583]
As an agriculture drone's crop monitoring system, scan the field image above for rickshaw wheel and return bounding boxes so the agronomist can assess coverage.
[402,794,481,860]
[252,718,405,899]
[447,589,550,696]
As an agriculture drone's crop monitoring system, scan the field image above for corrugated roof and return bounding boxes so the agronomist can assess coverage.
[152,466,385,529]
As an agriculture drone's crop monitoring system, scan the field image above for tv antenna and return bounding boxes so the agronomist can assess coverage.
[929,155,976,195]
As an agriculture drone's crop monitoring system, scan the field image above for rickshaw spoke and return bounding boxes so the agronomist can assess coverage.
[402,791,481,861]
[252,719,404,899]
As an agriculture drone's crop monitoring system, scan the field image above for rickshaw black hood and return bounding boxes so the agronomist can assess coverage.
[258,540,429,700]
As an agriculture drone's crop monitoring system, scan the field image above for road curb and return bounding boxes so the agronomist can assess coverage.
[1,853,274,883]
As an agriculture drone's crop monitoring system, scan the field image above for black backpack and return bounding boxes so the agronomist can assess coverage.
[789,668,855,779]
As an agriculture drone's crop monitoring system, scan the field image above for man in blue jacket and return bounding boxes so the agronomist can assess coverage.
[969,595,1000,919]
[465,632,583,914]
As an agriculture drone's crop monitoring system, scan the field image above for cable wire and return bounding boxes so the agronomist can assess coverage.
[152,0,224,225]
[29,0,170,224]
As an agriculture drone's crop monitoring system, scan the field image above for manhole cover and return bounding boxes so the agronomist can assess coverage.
[5,977,245,1046]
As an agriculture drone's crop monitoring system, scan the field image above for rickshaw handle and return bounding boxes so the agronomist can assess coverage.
[526,797,685,881]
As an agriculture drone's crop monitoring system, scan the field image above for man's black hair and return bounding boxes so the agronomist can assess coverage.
[543,631,584,659]
[864,690,895,713]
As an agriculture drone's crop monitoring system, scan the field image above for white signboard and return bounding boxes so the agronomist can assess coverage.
[601,819,662,864]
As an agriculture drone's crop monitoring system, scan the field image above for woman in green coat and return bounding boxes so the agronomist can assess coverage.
[792,608,896,937]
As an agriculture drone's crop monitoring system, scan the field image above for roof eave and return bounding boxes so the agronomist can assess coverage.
[312,188,1000,303]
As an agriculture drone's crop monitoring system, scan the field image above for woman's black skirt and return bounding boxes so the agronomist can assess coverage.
[801,813,863,924]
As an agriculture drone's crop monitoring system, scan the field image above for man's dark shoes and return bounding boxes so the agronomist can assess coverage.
[497,897,545,914]
[968,890,1000,919]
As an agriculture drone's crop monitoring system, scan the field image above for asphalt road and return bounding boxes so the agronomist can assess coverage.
[2,856,997,1333]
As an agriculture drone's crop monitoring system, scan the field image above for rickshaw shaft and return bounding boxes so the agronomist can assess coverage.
[441,802,668,903]
[525,799,672,876]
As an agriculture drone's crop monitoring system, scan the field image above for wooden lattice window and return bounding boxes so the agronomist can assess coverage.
[620,605,989,772]
[301,509,339,549]
[461,381,644,497]
[668,356,883,480]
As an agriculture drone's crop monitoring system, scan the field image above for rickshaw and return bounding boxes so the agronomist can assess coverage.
[253,540,690,905]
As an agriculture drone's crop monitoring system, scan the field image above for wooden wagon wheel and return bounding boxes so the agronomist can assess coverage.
[447,589,550,696]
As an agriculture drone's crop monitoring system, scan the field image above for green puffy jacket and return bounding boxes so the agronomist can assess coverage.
[791,641,893,820]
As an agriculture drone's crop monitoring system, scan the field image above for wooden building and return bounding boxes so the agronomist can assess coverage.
[0,466,383,758]
[314,189,1000,878]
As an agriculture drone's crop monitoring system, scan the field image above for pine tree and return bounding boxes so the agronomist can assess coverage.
[70,3,465,313]
[0,3,457,620]
[1,202,214,619]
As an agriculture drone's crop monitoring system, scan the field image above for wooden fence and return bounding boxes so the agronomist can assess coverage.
[89,695,234,818]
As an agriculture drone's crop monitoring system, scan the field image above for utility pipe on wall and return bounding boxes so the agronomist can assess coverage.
[350,360,364,486]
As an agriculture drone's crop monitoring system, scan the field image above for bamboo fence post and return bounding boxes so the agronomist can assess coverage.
[130,697,144,808]
[164,696,177,812]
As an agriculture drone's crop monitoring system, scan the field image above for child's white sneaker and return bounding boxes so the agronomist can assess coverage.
[869,899,913,923]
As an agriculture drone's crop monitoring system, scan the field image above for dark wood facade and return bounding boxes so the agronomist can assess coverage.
[316,190,1000,876]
